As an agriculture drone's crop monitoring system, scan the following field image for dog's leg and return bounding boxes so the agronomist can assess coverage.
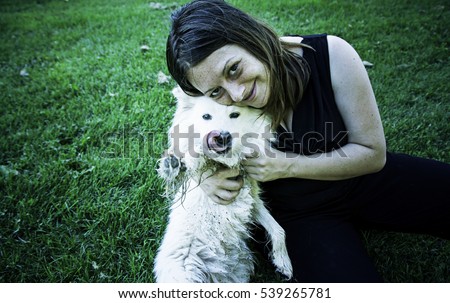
[253,200,293,279]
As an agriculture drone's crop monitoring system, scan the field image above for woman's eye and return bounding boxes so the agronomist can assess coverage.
[229,63,239,76]
[202,113,212,120]
[229,112,240,119]
[210,88,222,98]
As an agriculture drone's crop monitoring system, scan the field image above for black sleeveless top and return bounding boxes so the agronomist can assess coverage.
[262,34,357,212]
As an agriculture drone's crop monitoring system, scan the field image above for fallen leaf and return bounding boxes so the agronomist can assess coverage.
[158,71,170,84]
[149,2,165,10]
[20,68,29,77]
[140,45,150,53]
[0,165,20,177]
[362,60,374,68]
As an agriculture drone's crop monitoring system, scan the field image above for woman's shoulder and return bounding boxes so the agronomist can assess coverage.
[326,35,366,77]
[280,34,335,56]
[279,36,304,56]
[326,35,355,55]
[279,35,304,45]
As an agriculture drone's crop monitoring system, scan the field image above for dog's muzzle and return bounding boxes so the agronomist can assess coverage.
[205,130,232,154]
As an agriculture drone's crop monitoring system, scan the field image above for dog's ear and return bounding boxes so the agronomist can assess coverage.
[171,85,185,101]
[172,86,195,111]
[169,86,196,150]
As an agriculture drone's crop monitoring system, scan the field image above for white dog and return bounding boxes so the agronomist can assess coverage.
[153,87,292,283]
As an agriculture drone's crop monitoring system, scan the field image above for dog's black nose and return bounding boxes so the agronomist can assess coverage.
[206,130,232,153]
[215,131,231,147]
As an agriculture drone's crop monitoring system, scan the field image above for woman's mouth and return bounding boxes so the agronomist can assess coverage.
[243,81,256,102]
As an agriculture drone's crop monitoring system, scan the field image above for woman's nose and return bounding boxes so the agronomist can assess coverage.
[227,83,245,102]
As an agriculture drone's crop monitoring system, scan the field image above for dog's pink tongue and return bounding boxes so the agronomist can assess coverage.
[206,130,229,152]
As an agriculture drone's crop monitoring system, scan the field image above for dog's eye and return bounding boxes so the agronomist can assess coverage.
[229,112,240,119]
[202,114,212,120]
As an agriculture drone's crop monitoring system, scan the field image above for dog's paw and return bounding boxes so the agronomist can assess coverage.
[157,153,186,182]
[271,249,293,280]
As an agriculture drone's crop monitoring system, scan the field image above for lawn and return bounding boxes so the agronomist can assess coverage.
[0,0,448,282]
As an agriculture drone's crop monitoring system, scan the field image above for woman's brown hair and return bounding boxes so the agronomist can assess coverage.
[166,0,310,127]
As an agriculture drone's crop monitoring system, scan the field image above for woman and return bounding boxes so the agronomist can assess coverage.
[165,0,450,282]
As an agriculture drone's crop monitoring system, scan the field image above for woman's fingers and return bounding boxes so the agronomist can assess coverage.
[213,189,241,205]
[199,168,244,204]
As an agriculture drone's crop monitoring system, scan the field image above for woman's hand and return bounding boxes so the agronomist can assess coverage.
[242,146,293,182]
[199,168,244,205]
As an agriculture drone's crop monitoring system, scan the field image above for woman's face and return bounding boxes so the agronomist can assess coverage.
[187,44,271,108]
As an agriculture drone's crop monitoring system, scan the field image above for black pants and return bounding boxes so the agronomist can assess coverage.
[262,153,450,282]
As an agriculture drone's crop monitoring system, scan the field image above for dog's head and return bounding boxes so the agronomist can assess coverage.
[169,86,272,172]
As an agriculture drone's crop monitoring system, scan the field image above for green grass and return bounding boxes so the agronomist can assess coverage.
[0,0,448,282]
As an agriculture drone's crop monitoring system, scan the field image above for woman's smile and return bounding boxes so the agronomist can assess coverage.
[243,80,256,102]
